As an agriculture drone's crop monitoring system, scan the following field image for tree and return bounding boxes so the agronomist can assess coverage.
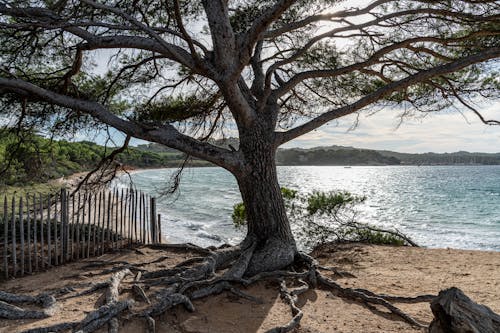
[0,1,498,327]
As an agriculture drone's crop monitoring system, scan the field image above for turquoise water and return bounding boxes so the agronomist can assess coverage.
[115,166,500,251]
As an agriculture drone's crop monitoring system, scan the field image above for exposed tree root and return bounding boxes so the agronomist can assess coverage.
[0,291,57,319]
[265,279,308,333]
[7,242,438,332]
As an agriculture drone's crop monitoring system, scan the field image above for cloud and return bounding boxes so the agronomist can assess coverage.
[283,101,500,153]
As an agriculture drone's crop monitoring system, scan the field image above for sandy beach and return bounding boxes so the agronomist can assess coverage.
[0,243,498,333]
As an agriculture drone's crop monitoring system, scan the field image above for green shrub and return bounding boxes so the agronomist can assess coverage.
[231,202,247,228]
[231,186,414,249]
[306,191,365,215]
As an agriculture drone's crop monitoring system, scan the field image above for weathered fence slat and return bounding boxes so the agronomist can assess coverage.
[61,189,67,264]
[140,192,144,244]
[4,196,8,279]
[120,189,124,248]
[11,196,16,276]
[128,189,132,246]
[53,192,58,266]
[86,193,92,258]
[113,189,118,249]
[26,195,32,274]
[47,195,52,267]
[92,192,97,257]
[135,190,139,242]
[97,191,102,256]
[33,194,38,271]
[101,192,106,255]
[76,193,81,260]
[19,197,25,276]
[39,193,44,270]
[150,197,156,244]
[157,214,162,244]
[71,194,75,260]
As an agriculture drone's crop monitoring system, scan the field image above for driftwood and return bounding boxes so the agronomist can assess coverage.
[429,287,500,333]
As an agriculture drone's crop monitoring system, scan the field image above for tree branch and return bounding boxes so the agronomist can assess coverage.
[0,78,243,171]
[276,47,500,145]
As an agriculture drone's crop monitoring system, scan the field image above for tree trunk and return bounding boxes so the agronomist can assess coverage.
[235,129,297,276]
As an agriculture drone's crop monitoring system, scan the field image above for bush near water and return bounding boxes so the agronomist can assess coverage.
[232,187,410,248]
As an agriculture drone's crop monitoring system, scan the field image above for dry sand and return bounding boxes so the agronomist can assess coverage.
[0,243,499,333]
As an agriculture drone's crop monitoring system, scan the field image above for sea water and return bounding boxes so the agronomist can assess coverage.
[114,165,500,251]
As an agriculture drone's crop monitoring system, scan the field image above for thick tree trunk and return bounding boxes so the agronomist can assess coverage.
[234,128,297,276]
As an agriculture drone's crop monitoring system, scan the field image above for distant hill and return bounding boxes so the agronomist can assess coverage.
[0,131,201,186]
[4,130,497,187]
[276,147,400,165]
[135,140,500,166]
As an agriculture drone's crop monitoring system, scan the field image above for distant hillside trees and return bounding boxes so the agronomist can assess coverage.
[0,129,190,186]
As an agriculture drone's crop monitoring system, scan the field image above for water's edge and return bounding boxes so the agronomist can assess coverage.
[114,165,500,251]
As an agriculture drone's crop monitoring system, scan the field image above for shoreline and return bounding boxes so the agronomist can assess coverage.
[46,168,500,253]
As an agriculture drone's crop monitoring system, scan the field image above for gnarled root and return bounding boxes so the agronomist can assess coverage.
[0,291,57,319]
[9,242,438,332]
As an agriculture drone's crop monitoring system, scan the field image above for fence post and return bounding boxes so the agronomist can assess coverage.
[71,194,75,260]
[128,189,133,247]
[11,195,16,277]
[53,192,57,266]
[3,196,8,279]
[76,193,81,259]
[19,197,24,276]
[63,189,67,261]
[120,189,124,249]
[106,191,111,247]
[39,193,44,270]
[150,197,156,244]
[97,192,102,255]
[142,193,146,244]
[26,195,32,274]
[134,189,138,243]
[47,195,51,267]
[92,192,97,257]
[86,193,92,258]
[114,189,119,250]
[157,214,161,244]
[101,191,106,255]
[33,194,39,271]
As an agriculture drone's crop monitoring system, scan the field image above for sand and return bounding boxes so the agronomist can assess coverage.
[0,243,499,333]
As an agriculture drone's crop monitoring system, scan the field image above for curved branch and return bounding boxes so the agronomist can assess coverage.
[276,47,500,145]
[274,31,499,97]
[264,7,499,92]
[0,3,206,74]
[0,78,243,172]
[238,0,297,69]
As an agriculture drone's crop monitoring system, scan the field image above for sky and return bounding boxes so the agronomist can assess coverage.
[93,102,500,154]
[280,102,500,153]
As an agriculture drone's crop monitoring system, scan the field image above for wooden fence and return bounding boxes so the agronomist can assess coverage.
[0,188,161,279]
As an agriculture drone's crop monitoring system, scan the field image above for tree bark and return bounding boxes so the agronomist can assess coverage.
[235,126,297,276]
[429,287,500,333]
